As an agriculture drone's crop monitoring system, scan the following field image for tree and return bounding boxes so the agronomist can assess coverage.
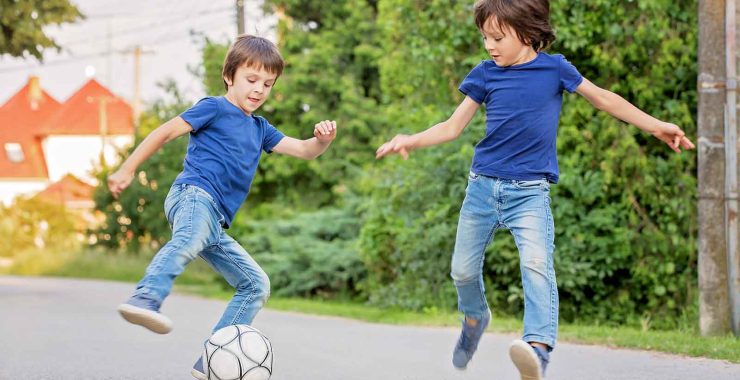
[92,80,190,252]
[240,0,386,207]
[0,0,83,59]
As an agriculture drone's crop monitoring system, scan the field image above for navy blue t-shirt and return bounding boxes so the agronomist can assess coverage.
[174,96,284,227]
[459,52,583,183]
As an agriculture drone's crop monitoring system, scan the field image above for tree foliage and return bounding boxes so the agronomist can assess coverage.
[0,0,83,59]
[244,0,386,206]
[93,80,190,252]
[0,197,78,256]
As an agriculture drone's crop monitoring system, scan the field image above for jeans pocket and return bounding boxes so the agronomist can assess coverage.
[516,179,547,190]
[164,185,185,222]
[468,171,480,182]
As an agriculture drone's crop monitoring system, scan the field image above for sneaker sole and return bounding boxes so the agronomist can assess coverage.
[509,339,543,380]
[191,368,207,380]
[117,303,173,334]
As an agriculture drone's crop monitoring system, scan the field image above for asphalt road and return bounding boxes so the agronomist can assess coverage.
[1,276,738,380]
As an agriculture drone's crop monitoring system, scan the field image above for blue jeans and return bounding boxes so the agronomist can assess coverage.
[450,172,558,348]
[133,184,270,332]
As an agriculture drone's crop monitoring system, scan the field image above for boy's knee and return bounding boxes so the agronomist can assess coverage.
[259,274,271,300]
[450,264,478,284]
[522,258,548,277]
[235,272,270,300]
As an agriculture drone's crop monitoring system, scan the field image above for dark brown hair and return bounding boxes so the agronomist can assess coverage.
[474,0,555,51]
[222,35,285,91]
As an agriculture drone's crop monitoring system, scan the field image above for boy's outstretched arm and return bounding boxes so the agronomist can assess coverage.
[376,96,479,160]
[107,116,193,198]
[272,120,337,160]
[576,78,695,152]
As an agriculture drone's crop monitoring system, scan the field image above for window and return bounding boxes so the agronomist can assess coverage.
[5,143,24,163]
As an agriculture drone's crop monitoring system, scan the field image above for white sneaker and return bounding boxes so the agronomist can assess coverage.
[509,339,544,380]
[117,302,173,334]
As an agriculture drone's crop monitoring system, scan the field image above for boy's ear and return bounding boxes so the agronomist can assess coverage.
[223,76,232,87]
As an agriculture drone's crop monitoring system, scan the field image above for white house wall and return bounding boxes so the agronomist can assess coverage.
[42,135,133,184]
[0,180,48,205]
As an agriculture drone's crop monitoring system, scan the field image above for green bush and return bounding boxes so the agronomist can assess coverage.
[0,197,79,257]
[230,207,365,299]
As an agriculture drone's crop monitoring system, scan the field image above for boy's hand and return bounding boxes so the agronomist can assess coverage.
[314,120,337,143]
[107,169,134,199]
[652,122,695,153]
[376,134,415,160]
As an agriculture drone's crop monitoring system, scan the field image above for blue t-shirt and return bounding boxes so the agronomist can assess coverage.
[459,52,583,183]
[174,96,284,228]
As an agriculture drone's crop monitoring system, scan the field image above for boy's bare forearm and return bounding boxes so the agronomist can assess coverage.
[597,91,663,134]
[118,128,170,173]
[411,121,460,149]
[118,117,192,173]
[299,138,332,160]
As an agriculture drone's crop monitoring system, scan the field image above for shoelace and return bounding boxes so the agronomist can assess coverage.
[457,330,471,350]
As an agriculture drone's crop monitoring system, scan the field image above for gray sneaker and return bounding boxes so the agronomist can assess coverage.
[191,356,206,380]
[452,310,491,369]
[117,294,173,334]
[509,339,550,379]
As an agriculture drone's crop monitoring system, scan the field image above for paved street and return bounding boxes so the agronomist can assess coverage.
[1,276,738,379]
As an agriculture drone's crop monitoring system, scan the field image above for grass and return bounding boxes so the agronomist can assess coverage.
[4,247,739,363]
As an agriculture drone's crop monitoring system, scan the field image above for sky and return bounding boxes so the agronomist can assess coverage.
[0,0,276,106]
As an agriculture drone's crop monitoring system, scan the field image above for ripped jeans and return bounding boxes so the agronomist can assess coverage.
[133,184,270,333]
[450,172,558,348]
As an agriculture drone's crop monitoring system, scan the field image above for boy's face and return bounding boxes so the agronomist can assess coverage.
[224,64,278,115]
[481,18,537,67]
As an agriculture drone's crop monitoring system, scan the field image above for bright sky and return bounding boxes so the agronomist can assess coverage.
[0,0,276,106]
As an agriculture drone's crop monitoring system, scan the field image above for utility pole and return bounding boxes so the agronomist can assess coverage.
[728,0,740,337]
[120,45,154,125]
[88,96,116,168]
[698,0,740,336]
[237,0,245,35]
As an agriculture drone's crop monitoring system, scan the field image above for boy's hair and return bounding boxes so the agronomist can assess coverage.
[474,0,555,51]
[222,35,285,91]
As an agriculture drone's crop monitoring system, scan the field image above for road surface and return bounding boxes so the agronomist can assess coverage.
[1,276,738,379]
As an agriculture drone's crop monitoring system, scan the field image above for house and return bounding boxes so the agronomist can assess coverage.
[0,76,135,206]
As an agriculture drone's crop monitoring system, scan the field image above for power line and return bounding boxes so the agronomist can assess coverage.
[0,8,233,74]
[0,18,232,74]
[60,7,233,48]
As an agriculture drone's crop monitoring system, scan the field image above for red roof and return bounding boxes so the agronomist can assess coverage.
[0,77,60,179]
[0,76,134,180]
[34,174,94,205]
[38,79,134,135]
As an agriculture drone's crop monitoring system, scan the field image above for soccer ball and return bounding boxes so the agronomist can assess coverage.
[202,324,273,380]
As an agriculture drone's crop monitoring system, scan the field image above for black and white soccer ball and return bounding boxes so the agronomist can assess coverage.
[202,324,273,380]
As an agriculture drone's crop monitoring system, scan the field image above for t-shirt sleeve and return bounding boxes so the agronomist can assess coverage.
[458,62,488,104]
[180,97,220,132]
[260,118,285,153]
[559,55,583,93]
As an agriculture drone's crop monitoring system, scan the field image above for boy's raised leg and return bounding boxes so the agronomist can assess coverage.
[118,184,222,334]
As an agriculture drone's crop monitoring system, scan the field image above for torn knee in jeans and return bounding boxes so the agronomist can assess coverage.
[523,258,548,276]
